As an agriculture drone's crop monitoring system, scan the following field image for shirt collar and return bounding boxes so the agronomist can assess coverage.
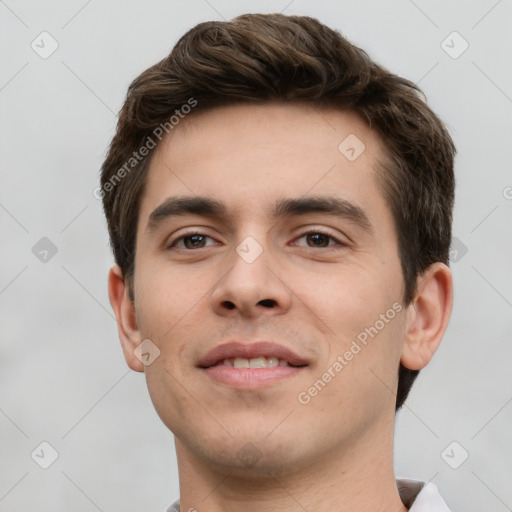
[397,479,451,511]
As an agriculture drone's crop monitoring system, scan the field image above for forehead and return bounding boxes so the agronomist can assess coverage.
[137,102,392,232]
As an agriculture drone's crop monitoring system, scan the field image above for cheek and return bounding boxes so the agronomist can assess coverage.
[133,261,218,389]
[133,260,208,338]
[297,263,405,380]
[308,315,404,422]
[294,263,393,334]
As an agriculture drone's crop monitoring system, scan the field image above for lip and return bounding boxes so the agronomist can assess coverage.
[196,341,310,368]
[202,365,305,389]
[197,341,309,390]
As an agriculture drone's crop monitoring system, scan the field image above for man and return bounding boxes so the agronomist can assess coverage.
[100,13,455,511]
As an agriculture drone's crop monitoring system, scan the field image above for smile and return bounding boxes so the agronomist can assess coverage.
[197,341,309,389]
[213,356,299,368]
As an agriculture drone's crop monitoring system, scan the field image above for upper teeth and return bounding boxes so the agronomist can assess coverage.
[221,357,290,368]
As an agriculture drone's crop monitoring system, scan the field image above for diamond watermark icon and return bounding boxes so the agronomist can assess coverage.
[236,236,263,264]
[338,134,366,161]
[31,31,59,59]
[237,442,263,468]
[134,338,161,366]
[449,237,468,263]
[441,441,469,469]
[31,441,59,469]
[32,237,58,263]
[441,31,469,59]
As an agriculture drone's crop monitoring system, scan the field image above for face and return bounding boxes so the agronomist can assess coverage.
[127,102,410,475]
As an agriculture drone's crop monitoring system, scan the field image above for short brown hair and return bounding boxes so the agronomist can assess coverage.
[100,13,456,410]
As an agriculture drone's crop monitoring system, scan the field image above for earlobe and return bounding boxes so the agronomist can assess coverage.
[400,262,453,371]
[108,265,144,373]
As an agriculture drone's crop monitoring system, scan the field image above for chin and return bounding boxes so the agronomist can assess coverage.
[180,431,314,479]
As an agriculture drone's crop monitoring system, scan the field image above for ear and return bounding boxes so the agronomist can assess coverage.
[401,262,453,370]
[108,265,144,372]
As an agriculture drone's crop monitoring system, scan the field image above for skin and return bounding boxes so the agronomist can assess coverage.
[108,102,453,512]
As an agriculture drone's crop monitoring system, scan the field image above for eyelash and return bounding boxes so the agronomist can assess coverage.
[168,229,345,250]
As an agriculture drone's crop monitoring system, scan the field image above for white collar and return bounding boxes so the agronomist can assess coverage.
[397,478,451,511]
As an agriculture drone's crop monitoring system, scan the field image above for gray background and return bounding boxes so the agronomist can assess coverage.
[1,0,511,510]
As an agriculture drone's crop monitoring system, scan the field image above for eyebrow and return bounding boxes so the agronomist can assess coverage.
[145,195,373,235]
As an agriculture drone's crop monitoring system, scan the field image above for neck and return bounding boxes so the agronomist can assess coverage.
[174,418,407,512]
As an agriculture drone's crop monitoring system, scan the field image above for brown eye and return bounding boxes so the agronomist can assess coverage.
[183,235,207,249]
[169,233,217,250]
[306,232,331,247]
[293,230,343,249]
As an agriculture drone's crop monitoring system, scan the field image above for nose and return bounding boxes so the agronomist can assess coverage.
[209,236,293,319]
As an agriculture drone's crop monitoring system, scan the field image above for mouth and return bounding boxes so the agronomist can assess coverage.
[207,356,304,369]
[197,341,309,389]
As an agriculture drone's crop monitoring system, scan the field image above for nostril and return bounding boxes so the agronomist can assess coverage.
[258,299,276,308]
[222,301,236,309]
